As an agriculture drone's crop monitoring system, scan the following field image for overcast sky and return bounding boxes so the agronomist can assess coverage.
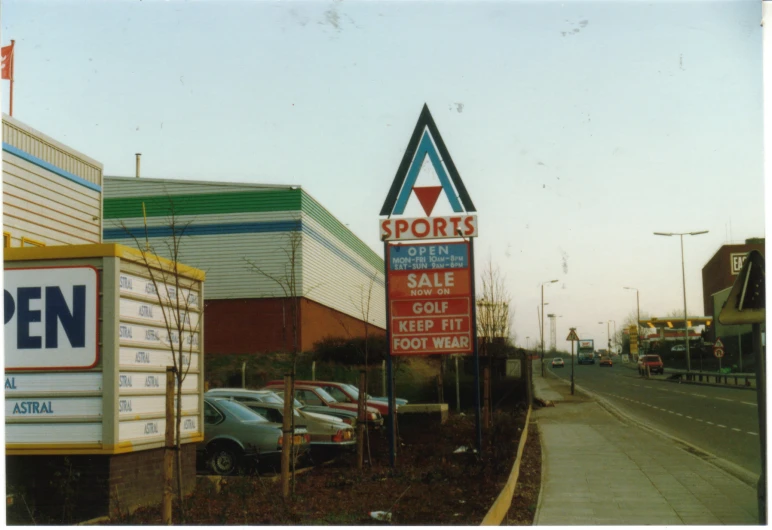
[2,0,765,350]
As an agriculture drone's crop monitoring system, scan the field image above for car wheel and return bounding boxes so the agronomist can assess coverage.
[209,443,242,476]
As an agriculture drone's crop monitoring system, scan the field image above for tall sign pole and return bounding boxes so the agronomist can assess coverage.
[380,103,479,464]
[567,328,579,395]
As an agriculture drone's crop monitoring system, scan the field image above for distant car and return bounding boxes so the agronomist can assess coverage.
[599,357,613,367]
[272,380,393,417]
[339,383,409,407]
[638,355,664,375]
[671,344,686,352]
[551,358,565,367]
[262,383,384,427]
[199,396,310,475]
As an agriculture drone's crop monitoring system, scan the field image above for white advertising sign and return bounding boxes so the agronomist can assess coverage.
[5,373,103,394]
[119,298,200,329]
[118,322,200,350]
[4,266,99,370]
[118,414,200,442]
[118,394,199,417]
[6,423,103,444]
[118,371,199,393]
[119,272,200,309]
[380,215,478,241]
[730,252,747,275]
[6,397,102,419]
[119,347,199,371]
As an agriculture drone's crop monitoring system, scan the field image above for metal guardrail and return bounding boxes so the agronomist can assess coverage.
[667,369,755,387]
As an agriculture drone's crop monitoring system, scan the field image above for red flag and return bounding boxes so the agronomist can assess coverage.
[2,42,14,80]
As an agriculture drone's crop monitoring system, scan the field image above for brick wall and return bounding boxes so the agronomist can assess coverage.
[6,445,197,523]
[204,297,384,355]
[109,444,197,517]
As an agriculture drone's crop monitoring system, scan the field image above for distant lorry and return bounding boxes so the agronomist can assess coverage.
[577,339,595,364]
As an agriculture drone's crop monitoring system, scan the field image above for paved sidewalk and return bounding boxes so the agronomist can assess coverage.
[532,368,759,525]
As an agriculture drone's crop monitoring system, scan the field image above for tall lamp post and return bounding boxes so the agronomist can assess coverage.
[654,230,709,372]
[541,279,558,376]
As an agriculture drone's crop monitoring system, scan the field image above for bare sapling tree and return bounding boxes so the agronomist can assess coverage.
[334,270,380,468]
[119,199,202,523]
[243,227,303,497]
[476,260,512,425]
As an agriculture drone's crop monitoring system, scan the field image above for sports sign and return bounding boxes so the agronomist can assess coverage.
[380,215,478,242]
[388,242,473,355]
[4,266,99,371]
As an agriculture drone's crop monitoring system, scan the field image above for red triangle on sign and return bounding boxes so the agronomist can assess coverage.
[715,338,724,348]
[413,186,443,216]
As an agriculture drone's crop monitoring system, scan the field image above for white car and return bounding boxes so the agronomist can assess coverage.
[551,358,565,368]
[671,344,686,352]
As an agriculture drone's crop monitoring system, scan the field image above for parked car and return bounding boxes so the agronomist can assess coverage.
[551,358,565,368]
[209,387,360,426]
[671,344,686,352]
[638,355,664,375]
[337,383,408,407]
[262,383,384,427]
[205,389,356,453]
[277,380,393,417]
[199,396,310,475]
[599,356,613,367]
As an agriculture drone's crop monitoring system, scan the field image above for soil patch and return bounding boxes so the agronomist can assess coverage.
[109,405,541,525]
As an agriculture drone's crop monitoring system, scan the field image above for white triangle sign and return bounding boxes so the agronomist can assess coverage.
[715,338,724,349]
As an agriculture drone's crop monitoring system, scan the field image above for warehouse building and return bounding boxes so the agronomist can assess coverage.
[102,177,386,355]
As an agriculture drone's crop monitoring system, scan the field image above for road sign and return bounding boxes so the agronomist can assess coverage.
[388,242,473,355]
[715,338,725,349]
[714,348,725,358]
[380,214,478,241]
[629,325,639,355]
[566,328,579,341]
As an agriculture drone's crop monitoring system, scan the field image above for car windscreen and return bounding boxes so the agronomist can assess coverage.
[258,393,284,405]
[217,399,269,422]
[342,384,360,400]
[313,387,337,403]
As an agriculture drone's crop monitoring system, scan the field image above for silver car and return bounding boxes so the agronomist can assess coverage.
[200,396,310,475]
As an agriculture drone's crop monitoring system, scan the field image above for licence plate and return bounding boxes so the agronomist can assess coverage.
[293,435,305,444]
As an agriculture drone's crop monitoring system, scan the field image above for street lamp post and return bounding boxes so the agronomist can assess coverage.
[654,230,709,372]
[541,280,558,376]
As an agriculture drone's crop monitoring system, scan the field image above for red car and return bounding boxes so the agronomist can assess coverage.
[262,383,384,427]
[279,380,393,417]
[637,355,664,375]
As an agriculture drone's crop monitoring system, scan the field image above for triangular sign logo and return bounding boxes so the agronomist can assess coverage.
[380,104,476,217]
[413,186,443,216]
[566,329,580,341]
[714,338,724,349]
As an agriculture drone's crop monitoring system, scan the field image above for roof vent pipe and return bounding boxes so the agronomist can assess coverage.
[135,153,141,178]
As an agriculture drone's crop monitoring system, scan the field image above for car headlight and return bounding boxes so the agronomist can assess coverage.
[368,412,378,420]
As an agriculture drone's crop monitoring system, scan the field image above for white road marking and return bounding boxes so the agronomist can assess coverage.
[716,397,734,402]
[732,428,742,432]
[676,413,683,416]
[741,402,757,407]
[749,432,759,436]
[696,419,704,422]
[644,386,653,389]
[632,384,641,387]
[692,393,707,397]
[667,410,675,414]
[717,424,727,428]
[706,421,715,425]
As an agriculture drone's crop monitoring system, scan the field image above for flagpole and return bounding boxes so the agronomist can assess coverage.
[9,39,14,117]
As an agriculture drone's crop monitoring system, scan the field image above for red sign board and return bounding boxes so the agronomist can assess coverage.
[387,242,473,356]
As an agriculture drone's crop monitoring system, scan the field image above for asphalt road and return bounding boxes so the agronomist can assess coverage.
[546,358,762,477]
